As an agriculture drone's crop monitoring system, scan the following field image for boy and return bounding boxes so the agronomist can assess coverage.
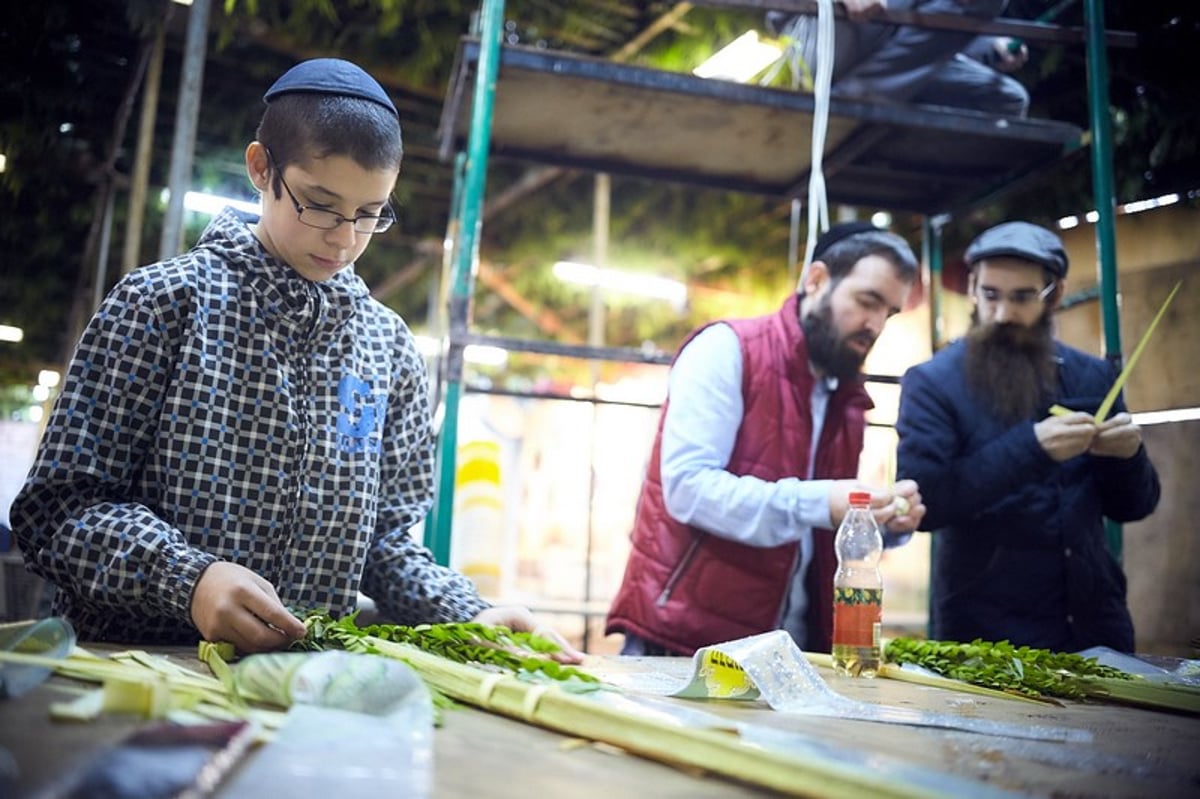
[12,59,581,659]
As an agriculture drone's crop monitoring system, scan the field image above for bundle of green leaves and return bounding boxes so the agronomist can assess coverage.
[883,638,1130,700]
[290,611,599,686]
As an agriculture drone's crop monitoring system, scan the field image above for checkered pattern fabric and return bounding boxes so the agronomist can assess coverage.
[11,208,488,643]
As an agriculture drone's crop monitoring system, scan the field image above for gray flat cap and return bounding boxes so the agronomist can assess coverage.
[264,58,397,118]
[964,221,1068,278]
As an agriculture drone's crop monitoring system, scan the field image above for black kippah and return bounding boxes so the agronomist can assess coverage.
[264,58,398,118]
[811,221,882,260]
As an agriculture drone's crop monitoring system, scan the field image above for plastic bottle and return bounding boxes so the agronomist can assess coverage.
[832,490,884,678]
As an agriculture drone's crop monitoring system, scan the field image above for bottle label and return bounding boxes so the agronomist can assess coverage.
[832,587,882,647]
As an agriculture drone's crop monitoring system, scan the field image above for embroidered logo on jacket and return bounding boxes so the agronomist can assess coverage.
[337,374,384,453]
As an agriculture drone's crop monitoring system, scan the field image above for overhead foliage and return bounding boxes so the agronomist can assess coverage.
[2,0,1197,387]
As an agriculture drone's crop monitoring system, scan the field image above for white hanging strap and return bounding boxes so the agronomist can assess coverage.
[801,0,836,288]
[764,1,838,288]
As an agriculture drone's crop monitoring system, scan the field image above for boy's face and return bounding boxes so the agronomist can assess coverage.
[248,142,398,283]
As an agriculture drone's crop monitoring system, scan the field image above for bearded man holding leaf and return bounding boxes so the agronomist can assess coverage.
[895,221,1161,654]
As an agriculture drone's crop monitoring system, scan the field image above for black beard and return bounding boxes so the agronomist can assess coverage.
[801,296,872,382]
[964,311,1058,423]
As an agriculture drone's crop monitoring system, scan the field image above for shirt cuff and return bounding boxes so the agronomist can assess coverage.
[154,545,219,624]
[794,479,835,529]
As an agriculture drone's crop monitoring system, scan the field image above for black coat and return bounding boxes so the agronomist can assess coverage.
[896,339,1160,653]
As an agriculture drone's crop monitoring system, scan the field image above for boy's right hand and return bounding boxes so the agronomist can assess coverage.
[191,561,308,653]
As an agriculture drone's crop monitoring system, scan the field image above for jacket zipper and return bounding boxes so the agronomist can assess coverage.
[273,287,322,582]
[656,535,703,607]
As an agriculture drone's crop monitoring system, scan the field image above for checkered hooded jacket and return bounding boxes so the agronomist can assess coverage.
[12,208,488,643]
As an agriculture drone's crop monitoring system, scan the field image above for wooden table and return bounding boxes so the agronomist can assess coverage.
[1,646,1197,798]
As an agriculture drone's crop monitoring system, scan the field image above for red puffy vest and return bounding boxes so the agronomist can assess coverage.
[606,293,871,654]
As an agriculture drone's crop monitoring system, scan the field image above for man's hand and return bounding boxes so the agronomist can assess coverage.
[829,479,924,532]
[473,605,585,664]
[881,479,925,533]
[1089,412,1143,459]
[842,0,886,21]
[1034,412,1098,462]
[991,37,1029,72]
[191,561,307,653]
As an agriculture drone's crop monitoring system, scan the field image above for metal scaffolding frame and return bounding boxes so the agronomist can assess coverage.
[428,0,1130,609]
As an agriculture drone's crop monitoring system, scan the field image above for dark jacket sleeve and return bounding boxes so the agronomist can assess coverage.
[1091,445,1161,522]
[10,272,217,623]
[1062,356,1161,524]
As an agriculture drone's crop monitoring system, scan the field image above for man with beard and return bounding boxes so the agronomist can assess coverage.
[895,221,1160,653]
[606,222,925,656]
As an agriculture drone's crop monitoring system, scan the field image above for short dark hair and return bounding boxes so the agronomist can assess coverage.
[818,229,918,285]
[255,93,403,199]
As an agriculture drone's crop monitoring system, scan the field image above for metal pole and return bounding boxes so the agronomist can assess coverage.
[788,198,801,287]
[589,174,609,359]
[427,152,468,550]
[921,214,945,639]
[924,215,946,352]
[1084,0,1124,559]
[91,187,116,311]
[158,0,210,260]
[582,173,611,651]
[430,0,505,566]
[123,13,167,274]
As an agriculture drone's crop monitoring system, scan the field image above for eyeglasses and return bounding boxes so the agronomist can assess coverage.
[976,282,1056,307]
[267,150,395,235]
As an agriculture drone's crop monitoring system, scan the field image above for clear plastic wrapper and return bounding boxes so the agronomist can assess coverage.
[0,617,76,699]
[221,651,434,798]
[613,630,1090,743]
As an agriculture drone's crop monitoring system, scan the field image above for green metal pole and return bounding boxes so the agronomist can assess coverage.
[427,151,468,551]
[429,0,506,566]
[1083,0,1123,559]
[922,215,945,639]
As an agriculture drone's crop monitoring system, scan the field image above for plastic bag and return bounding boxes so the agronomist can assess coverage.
[222,651,434,798]
[0,617,76,699]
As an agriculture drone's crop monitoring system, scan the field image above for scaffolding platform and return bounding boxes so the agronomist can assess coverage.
[438,39,1085,215]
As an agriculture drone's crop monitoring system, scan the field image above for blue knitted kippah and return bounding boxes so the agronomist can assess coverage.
[264,58,397,118]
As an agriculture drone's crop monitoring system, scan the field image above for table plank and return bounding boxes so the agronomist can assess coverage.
[1,647,1197,798]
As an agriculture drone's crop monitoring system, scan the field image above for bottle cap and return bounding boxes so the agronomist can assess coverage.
[848,491,871,507]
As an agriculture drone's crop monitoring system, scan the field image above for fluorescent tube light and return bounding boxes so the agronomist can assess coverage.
[1132,407,1200,426]
[553,261,687,307]
[413,336,509,367]
[694,31,783,83]
[183,191,260,217]
[1057,192,1183,230]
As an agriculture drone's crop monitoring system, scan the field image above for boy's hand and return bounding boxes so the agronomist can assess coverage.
[191,561,307,653]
